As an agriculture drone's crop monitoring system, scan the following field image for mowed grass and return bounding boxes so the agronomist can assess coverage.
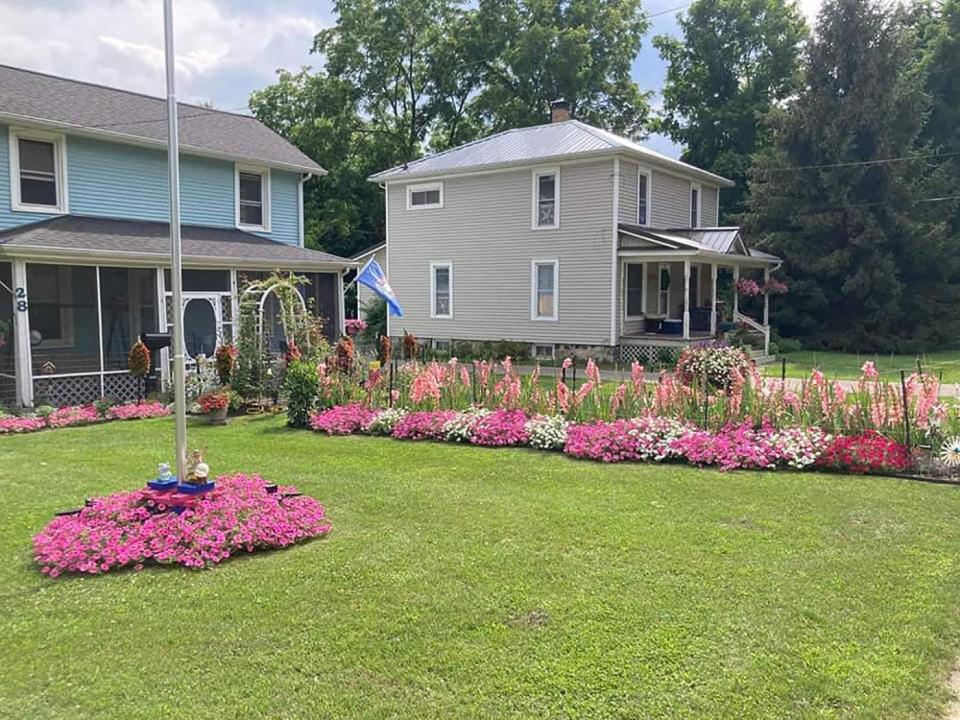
[3,417,960,719]
[767,350,960,383]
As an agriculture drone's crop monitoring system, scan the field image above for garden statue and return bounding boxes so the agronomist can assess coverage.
[194,462,210,481]
[158,463,172,482]
[186,450,205,483]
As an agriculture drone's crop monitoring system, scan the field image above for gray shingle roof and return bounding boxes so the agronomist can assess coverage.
[0,216,352,269]
[0,64,324,174]
[369,119,733,186]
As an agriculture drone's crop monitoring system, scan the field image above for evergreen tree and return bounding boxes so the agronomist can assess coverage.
[655,0,807,220]
[743,0,958,351]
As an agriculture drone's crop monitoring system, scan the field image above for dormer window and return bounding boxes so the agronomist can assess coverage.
[532,167,559,229]
[10,129,68,213]
[236,165,270,231]
[407,182,443,209]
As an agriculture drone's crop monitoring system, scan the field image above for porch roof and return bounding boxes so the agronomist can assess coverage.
[0,215,355,271]
[618,224,780,265]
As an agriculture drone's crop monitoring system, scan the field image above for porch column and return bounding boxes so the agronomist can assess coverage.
[229,270,240,343]
[12,260,33,407]
[640,262,647,316]
[763,266,770,355]
[710,262,718,336]
[732,265,740,317]
[682,259,691,340]
[156,267,170,391]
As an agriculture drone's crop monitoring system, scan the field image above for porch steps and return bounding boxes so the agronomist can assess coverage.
[744,346,776,366]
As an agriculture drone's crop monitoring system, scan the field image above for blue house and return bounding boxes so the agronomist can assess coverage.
[0,65,353,408]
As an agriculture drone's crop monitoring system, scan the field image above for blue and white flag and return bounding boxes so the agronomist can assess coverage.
[356,258,403,317]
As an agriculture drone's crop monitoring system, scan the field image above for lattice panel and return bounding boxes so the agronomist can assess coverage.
[103,373,141,403]
[619,344,681,366]
[165,295,174,328]
[34,375,100,407]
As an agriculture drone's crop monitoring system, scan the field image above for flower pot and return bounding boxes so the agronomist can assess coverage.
[206,405,228,425]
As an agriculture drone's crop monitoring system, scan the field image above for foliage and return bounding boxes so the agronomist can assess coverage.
[655,0,807,218]
[815,432,911,474]
[283,360,320,428]
[675,344,754,388]
[214,344,238,386]
[743,0,959,351]
[33,474,331,576]
[197,391,230,414]
[127,340,151,378]
[362,298,387,341]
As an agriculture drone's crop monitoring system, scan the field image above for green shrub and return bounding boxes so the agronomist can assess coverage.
[283,360,319,427]
[361,298,387,341]
[35,405,55,418]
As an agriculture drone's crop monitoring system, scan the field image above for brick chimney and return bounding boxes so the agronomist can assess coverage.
[550,99,571,123]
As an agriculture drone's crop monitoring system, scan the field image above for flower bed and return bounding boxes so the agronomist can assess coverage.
[34,474,331,576]
[307,405,906,476]
[1,401,170,435]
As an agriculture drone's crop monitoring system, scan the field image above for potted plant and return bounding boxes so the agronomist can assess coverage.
[197,389,230,425]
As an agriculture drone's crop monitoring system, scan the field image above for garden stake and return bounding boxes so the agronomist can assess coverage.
[781,357,787,382]
[900,370,911,449]
[917,358,923,376]
[388,360,394,408]
[703,370,709,430]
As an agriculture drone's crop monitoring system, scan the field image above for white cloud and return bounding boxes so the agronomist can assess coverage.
[0,0,325,110]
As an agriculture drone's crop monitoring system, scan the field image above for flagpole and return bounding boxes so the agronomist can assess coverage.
[342,257,374,294]
[164,0,188,482]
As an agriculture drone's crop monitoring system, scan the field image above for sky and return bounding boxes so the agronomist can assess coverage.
[0,0,824,159]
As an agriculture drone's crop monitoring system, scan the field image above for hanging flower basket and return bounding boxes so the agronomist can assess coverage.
[736,278,763,297]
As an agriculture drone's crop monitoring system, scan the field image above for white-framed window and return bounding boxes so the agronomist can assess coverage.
[235,165,271,231]
[637,168,651,226]
[430,262,453,318]
[531,259,558,321]
[407,182,443,210]
[9,129,68,213]
[432,339,451,353]
[626,263,644,318]
[658,263,671,317]
[531,167,559,229]
[690,182,701,228]
[532,343,555,359]
[26,264,74,347]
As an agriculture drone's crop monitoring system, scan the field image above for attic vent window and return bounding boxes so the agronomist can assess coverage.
[408,182,443,209]
[11,130,67,213]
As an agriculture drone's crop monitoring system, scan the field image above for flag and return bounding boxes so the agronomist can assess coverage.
[356,258,403,317]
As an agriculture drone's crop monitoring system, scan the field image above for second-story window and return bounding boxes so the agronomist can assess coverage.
[408,182,443,209]
[638,169,651,226]
[236,165,270,231]
[532,168,559,229]
[11,130,67,213]
[690,183,701,228]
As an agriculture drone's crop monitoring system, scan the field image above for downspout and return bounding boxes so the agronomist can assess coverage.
[298,172,310,248]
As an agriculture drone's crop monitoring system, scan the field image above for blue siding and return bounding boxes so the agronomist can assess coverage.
[0,123,301,246]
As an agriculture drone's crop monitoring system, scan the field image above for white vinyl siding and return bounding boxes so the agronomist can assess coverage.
[387,159,613,345]
[701,185,719,226]
[430,261,453,318]
[531,259,558,321]
[408,182,443,209]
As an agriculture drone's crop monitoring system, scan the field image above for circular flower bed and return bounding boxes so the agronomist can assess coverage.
[34,474,331,576]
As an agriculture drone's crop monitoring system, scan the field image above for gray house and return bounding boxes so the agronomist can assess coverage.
[369,102,780,363]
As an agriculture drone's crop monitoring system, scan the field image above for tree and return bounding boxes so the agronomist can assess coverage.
[473,0,652,135]
[743,0,959,352]
[655,0,807,219]
[250,69,401,258]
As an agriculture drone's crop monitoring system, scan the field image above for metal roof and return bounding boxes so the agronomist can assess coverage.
[617,224,780,264]
[369,119,733,186]
[0,64,324,174]
[351,241,386,261]
[0,216,353,269]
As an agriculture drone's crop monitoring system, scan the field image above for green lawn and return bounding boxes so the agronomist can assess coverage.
[4,417,960,719]
[767,350,960,383]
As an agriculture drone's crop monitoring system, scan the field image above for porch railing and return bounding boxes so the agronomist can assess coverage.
[733,311,770,356]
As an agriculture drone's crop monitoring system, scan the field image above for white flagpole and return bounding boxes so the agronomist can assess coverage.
[163,0,188,482]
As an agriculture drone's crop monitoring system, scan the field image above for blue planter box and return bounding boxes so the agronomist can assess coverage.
[148,479,178,491]
[177,481,215,495]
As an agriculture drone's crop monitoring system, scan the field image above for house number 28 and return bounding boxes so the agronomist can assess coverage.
[15,287,27,312]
